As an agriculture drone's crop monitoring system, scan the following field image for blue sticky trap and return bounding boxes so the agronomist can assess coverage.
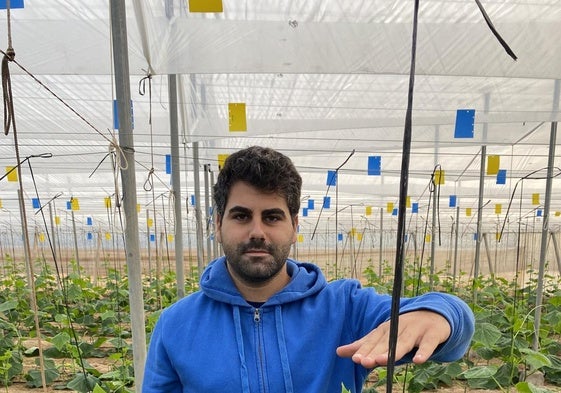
[404,234,408,242]
[326,170,337,186]
[392,208,398,216]
[473,233,478,241]
[86,217,93,225]
[66,201,72,210]
[190,194,196,205]
[337,233,343,241]
[454,109,475,138]
[302,208,308,217]
[496,169,507,185]
[367,156,381,176]
[449,195,457,208]
[87,232,93,240]
[0,0,24,9]
[412,202,418,213]
[150,234,155,242]
[165,154,171,174]
[323,196,331,209]
[537,209,542,217]
[308,199,314,210]
[32,198,40,209]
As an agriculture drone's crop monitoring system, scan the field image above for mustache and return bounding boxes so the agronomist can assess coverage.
[239,240,272,253]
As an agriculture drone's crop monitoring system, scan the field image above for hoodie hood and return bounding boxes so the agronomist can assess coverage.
[200,256,327,307]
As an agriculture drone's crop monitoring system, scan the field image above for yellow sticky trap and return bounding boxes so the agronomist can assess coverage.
[104,197,112,208]
[496,232,501,241]
[365,206,372,216]
[6,166,17,182]
[105,232,111,240]
[167,234,174,243]
[466,208,472,217]
[425,234,431,243]
[495,204,502,214]
[188,0,223,12]
[71,198,80,211]
[137,204,141,213]
[55,216,61,225]
[434,170,445,185]
[357,233,363,241]
[487,155,500,175]
[406,196,411,208]
[39,233,45,243]
[532,193,540,205]
[297,234,304,243]
[350,227,357,237]
[556,211,561,217]
[228,103,247,132]
[218,154,229,170]
[0,199,2,209]
[386,202,394,213]
[147,218,153,228]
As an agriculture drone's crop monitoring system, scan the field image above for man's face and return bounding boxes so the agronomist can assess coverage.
[216,181,298,284]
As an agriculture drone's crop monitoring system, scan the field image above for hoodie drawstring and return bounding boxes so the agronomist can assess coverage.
[275,306,294,393]
[233,306,251,393]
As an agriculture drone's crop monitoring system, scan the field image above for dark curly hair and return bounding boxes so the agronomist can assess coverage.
[213,146,302,219]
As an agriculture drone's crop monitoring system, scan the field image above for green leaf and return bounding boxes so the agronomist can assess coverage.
[93,384,106,393]
[520,348,552,371]
[66,373,101,393]
[50,331,71,351]
[472,322,502,347]
[0,299,18,313]
[515,381,552,393]
[462,365,498,379]
[341,382,351,393]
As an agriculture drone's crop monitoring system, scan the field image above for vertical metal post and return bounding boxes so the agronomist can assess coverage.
[168,74,185,298]
[193,142,205,274]
[204,164,212,261]
[533,80,559,350]
[453,205,460,290]
[378,207,383,276]
[549,232,561,274]
[109,1,146,389]
[71,209,81,274]
[474,146,486,282]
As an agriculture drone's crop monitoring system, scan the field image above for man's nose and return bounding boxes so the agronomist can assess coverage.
[249,219,266,240]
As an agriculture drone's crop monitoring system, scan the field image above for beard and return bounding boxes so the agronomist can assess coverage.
[223,239,292,284]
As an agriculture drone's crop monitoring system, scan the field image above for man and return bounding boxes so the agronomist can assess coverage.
[142,146,474,393]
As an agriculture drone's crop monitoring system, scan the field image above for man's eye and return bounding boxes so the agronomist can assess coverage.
[233,213,249,221]
[265,216,281,223]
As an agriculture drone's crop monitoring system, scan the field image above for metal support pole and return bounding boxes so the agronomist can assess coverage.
[204,164,212,261]
[109,1,146,389]
[550,232,561,274]
[168,74,185,299]
[533,80,559,349]
[193,142,205,274]
[453,205,460,290]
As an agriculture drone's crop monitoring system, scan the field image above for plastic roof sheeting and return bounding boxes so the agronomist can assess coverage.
[1,0,561,239]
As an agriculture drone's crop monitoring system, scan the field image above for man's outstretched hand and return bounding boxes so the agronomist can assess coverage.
[336,310,451,368]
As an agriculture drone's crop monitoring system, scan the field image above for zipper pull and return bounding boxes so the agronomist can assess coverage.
[253,308,261,323]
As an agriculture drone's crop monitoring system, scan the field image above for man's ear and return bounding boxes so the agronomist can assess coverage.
[215,214,223,243]
[291,215,299,244]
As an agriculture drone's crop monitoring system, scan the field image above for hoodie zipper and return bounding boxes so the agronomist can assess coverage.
[254,308,267,393]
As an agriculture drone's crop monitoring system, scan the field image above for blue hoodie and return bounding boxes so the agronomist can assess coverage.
[142,257,474,393]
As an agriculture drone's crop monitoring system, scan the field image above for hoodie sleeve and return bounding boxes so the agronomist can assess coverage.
[399,292,475,362]
[345,281,474,363]
[142,311,183,393]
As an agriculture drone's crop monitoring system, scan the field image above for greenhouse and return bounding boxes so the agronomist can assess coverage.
[0,0,560,392]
